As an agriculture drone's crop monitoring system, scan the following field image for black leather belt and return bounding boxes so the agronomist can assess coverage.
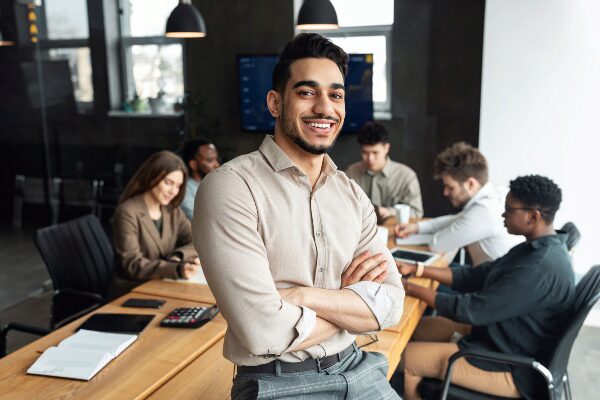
[238,344,356,374]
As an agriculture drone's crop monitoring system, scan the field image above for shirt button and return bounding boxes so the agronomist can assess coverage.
[319,268,324,272]
[316,231,321,237]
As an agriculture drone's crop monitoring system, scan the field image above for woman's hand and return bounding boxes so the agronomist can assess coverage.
[180,262,199,279]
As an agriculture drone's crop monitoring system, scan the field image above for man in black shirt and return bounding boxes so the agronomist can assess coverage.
[398,175,575,400]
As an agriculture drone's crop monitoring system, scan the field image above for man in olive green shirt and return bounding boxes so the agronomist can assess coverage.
[346,122,423,219]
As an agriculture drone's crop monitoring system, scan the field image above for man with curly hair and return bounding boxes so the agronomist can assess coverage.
[396,175,575,399]
[395,142,520,266]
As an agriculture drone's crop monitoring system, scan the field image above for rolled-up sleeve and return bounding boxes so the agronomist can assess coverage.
[347,181,405,330]
[192,168,314,356]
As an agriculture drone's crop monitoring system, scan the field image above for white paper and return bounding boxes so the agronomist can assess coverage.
[395,234,433,246]
[164,267,207,284]
[27,329,137,381]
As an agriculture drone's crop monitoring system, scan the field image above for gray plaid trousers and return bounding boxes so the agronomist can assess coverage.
[231,347,402,400]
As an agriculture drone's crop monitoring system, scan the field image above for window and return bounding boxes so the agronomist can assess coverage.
[294,0,394,117]
[39,0,93,112]
[47,47,94,103]
[119,0,184,112]
[44,0,89,40]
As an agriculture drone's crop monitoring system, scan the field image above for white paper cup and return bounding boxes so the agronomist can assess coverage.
[394,204,411,225]
[377,226,389,244]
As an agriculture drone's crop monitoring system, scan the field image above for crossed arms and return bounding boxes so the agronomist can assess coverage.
[193,168,404,357]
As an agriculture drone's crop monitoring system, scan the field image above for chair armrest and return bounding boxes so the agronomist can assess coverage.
[60,288,106,304]
[448,349,536,368]
[1,323,51,357]
[441,349,553,399]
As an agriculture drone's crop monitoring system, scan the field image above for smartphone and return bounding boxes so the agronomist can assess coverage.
[122,298,166,309]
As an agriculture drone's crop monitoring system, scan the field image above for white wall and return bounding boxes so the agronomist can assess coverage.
[480,0,600,276]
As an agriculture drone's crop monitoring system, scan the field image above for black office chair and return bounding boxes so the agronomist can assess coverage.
[560,222,581,253]
[418,265,600,400]
[1,215,115,357]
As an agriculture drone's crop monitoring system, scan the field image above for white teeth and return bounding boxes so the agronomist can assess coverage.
[307,122,332,129]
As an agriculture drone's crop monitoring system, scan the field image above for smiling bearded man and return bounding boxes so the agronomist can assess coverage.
[193,33,404,399]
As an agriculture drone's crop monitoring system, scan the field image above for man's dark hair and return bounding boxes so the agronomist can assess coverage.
[434,142,488,185]
[509,175,562,223]
[357,122,388,145]
[272,33,348,94]
[181,138,212,165]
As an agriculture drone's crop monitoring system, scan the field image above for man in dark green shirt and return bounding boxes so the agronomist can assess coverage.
[398,175,575,400]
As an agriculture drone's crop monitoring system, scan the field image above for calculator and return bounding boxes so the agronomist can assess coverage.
[160,306,219,328]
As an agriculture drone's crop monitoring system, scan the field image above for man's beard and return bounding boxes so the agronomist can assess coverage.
[280,106,340,155]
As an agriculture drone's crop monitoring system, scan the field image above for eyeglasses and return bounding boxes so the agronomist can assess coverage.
[504,206,536,214]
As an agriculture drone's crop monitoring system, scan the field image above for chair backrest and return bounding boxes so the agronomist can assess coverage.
[34,214,114,298]
[15,175,61,204]
[548,265,600,389]
[560,222,581,252]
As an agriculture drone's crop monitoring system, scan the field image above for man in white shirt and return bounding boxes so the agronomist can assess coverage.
[395,142,520,266]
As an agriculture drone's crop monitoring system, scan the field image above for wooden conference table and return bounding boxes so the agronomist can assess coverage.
[0,219,454,399]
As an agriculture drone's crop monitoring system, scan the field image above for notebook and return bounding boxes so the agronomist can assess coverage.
[395,233,433,246]
[27,329,137,380]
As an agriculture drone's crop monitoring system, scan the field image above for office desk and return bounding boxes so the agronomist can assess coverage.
[0,218,452,399]
[0,292,226,400]
[132,279,216,305]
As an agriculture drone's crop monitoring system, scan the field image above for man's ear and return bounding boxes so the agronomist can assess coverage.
[188,159,197,172]
[267,90,282,118]
[383,143,391,155]
[466,177,480,192]
[530,209,542,224]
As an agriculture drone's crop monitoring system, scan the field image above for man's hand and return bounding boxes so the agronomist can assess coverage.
[396,260,417,276]
[402,278,437,308]
[401,278,415,296]
[377,206,392,220]
[394,222,418,238]
[341,250,389,288]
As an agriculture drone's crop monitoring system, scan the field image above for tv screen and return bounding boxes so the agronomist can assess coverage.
[238,54,373,133]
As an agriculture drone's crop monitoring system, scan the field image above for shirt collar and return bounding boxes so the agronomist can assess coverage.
[381,158,393,177]
[259,134,338,176]
[464,182,493,209]
[365,157,391,177]
[529,231,568,249]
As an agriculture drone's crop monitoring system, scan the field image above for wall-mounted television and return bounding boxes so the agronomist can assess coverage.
[238,54,373,133]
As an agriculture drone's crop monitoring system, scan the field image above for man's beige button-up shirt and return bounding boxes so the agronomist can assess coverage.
[193,135,404,366]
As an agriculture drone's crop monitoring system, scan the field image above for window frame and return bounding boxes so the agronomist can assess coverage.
[312,25,393,118]
[118,0,187,109]
[37,0,95,113]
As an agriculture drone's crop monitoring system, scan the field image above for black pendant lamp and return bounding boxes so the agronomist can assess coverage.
[165,0,206,38]
[297,0,339,30]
